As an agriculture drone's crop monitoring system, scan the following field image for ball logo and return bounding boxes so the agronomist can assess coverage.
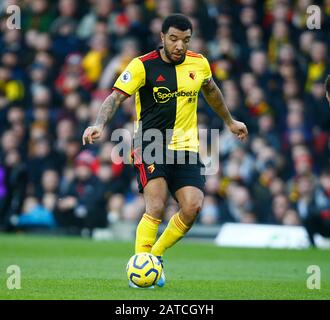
[120,71,131,83]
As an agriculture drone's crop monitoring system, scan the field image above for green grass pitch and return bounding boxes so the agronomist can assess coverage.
[0,233,329,300]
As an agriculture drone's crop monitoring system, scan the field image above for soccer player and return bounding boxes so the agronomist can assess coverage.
[82,14,248,288]
[325,75,330,105]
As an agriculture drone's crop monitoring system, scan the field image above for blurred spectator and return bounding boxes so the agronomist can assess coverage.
[153,0,174,19]
[0,65,24,102]
[36,169,60,199]
[199,195,219,225]
[292,0,313,29]
[55,53,93,96]
[298,31,315,66]
[0,27,22,56]
[306,81,330,131]
[271,193,289,224]
[268,20,290,67]
[223,145,255,184]
[60,136,81,168]
[76,0,117,40]
[98,38,140,90]
[55,118,77,152]
[257,114,281,150]
[147,16,163,49]
[249,50,273,92]
[239,5,258,31]
[292,174,317,220]
[305,41,329,92]
[122,193,145,221]
[55,150,105,233]
[13,196,56,229]
[0,129,19,159]
[178,0,216,40]
[107,193,125,224]
[220,183,257,224]
[82,32,110,84]
[23,0,56,32]
[253,160,278,223]
[0,149,27,230]
[303,168,330,246]
[97,142,132,195]
[52,0,79,28]
[51,0,82,61]
[27,136,63,195]
[121,3,150,48]
[245,86,272,124]
[240,24,265,62]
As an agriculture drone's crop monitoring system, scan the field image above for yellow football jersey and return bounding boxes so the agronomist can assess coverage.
[113,49,212,152]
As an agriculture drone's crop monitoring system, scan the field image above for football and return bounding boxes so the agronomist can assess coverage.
[126,253,162,287]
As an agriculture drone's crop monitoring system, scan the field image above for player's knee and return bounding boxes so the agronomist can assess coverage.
[145,199,166,218]
[181,198,203,220]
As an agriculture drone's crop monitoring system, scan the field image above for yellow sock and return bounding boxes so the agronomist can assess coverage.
[135,213,161,253]
[151,212,190,257]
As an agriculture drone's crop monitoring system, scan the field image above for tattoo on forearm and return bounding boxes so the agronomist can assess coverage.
[202,80,233,125]
[94,92,126,128]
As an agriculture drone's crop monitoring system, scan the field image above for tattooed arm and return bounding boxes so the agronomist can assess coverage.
[82,90,128,145]
[201,78,248,141]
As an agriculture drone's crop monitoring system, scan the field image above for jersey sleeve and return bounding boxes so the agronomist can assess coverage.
[201,55,212,86]
[113,58,146,96]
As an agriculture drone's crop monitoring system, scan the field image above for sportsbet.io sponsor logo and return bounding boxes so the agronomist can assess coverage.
[153,87,198,103]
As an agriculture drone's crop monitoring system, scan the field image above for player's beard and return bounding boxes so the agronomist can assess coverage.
[164,44,185,65]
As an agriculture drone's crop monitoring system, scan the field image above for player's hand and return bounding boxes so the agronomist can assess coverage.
[227,119,248,141]
[82,125,103,145]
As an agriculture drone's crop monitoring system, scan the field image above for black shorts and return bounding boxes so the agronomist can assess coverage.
[131,148,206,197]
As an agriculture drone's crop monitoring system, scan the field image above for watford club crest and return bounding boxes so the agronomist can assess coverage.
[147,164,155,174]
[189,71,196,80]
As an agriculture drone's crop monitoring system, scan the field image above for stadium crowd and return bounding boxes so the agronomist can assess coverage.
[0,0,329,244]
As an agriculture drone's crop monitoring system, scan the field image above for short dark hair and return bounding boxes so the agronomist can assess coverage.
[161,14,193,34]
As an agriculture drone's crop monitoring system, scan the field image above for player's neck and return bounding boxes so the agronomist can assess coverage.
[159,48,172,64]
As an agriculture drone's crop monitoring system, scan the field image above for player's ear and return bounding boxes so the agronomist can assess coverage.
[160,32,165,44]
